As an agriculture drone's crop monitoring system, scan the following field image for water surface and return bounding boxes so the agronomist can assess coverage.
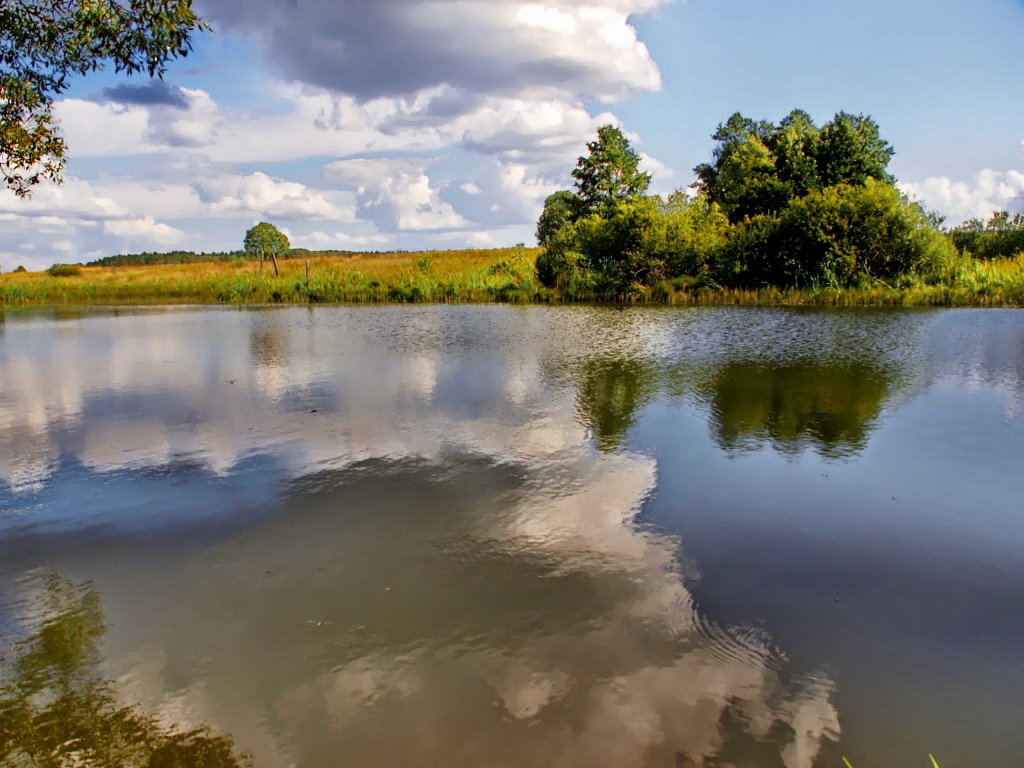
[1,306,1022,768]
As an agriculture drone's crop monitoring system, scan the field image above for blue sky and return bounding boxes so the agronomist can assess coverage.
[3,0,1023,269]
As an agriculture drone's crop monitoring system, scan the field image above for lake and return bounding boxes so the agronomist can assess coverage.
[1,305,1022,768]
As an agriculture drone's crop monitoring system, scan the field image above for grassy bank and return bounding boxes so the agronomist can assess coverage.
[2,247,1023,307]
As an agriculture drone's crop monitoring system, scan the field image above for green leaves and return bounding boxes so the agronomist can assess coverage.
[244,222,290,258]
[571,124,651,217]
[0,0,206,195]
[695,109,895,223]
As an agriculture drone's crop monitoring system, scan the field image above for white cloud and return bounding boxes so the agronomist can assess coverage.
[201,0,670,103]
[103,216,187,247]
[326,158,468,231]
[899,169,1024,225]
[197,171,354,221]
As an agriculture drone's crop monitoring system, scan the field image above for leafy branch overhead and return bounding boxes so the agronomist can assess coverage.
[0,0,206,196]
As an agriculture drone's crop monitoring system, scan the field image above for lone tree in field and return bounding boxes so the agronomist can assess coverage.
[244,222,290,276]
[571,124,651,217]
[1,0,205,196]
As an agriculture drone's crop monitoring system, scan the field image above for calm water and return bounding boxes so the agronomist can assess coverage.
[1,305,1022,768]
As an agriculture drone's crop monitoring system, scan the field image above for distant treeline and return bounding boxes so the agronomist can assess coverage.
[86,248,397,267]
[949,211,1024,261]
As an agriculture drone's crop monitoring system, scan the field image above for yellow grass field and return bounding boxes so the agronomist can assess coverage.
[2,247,1023,307]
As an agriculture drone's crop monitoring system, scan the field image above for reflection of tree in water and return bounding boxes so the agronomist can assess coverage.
[0,574,248,768]
[571,354,895,459]
[702,362,893,459]
[575,359,657,452]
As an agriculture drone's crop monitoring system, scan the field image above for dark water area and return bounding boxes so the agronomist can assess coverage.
[1,305,1022,768]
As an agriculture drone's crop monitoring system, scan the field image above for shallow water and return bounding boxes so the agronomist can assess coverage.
[1,305,1022,768]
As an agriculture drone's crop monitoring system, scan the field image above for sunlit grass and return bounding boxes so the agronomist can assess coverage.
[2,247,1022,307]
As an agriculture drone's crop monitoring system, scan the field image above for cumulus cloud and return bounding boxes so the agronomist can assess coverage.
[326,157,468,231]
[199,0,669,103]
[196,171,355,221]
[899,169,1024,224]
[103,216,187,247]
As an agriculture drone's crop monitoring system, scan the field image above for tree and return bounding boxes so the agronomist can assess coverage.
[815,112,894,188]
[244,222,290,276]
[571,124,650,217]
[695,109,895,223]
[536,190,581,246]
[1,0,205,196]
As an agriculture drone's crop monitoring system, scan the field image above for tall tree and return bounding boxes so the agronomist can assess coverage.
[572,124,651,217]
[244,222,290,276]
[1,0,205,196]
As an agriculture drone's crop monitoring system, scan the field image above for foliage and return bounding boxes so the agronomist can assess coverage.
[0,573,249,767]
[46,262,81,277]
[243,222,290,260]
[12,265,27,272]
[542,195,730,294]
[536,190,582,247]
[694,109,894,223]
[950,210,1024,260]
[1,0,205,196]
[1,246,1022,307]
[572,124,651,217]
[715,179,955,287]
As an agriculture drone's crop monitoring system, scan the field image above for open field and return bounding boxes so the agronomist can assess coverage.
[2,247,1023,307]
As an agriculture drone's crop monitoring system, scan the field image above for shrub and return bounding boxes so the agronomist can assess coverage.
[13,265,27,272]
[47,263,82,277]
[715,179,954,287]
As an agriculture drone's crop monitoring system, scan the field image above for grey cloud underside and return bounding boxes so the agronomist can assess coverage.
[198,0,655,101]
[102,80,190,109]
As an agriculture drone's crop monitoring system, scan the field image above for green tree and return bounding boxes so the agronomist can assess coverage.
[695,109,895,223]
[536,189,581,247]
[1,1,205,197]
[815,111,894,188]
[571,124,651,217]
[243,222,290,276]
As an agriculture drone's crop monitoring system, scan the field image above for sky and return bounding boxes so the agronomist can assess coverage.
[2,0,1024,270]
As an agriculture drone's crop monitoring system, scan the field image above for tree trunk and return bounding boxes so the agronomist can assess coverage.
[271,253,280,277]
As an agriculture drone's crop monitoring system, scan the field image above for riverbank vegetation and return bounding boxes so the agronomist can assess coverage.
[536,112,1024,305]
[2,111,1023,308]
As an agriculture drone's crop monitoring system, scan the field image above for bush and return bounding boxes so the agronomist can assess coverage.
[950,211,1024,260]
[715,179,954,287]
[47,263,82,277]
[13,265,27,272]
[537,196,730,294]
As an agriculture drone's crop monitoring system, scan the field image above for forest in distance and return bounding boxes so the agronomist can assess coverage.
[2,110,1023,308]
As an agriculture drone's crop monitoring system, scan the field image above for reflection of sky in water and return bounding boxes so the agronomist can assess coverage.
[1,306,1023,768]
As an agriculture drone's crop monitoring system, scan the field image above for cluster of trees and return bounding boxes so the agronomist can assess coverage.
[537,112,955,295]
[949,210,1024,261]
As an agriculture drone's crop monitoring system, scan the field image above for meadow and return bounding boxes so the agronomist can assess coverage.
[2,246,1023,307]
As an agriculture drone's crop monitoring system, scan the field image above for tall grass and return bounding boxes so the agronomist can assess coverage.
[2,247,1022,307]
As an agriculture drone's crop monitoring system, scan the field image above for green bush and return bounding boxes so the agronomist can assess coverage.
[12,265,27,273]
[537,195,729,294]
[47,263,82,277]
[950,211,1024,260]
[715,179,954,287]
